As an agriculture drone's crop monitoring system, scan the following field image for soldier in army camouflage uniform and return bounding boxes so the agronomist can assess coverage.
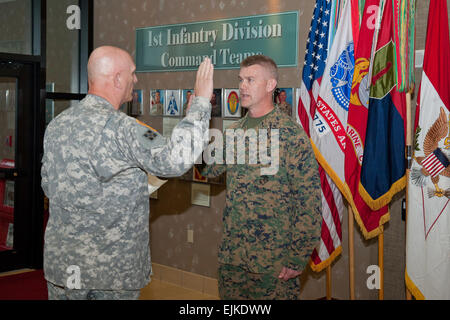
[41,46,214,300]
[201,55,321,300]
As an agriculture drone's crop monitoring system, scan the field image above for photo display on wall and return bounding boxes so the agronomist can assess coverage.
[146,88,246,120]
[130,89,144,116]
[164,89,181,116]
[211,88,222,117]
[274,87,294,118]
[222,89,241,118]
[149,89,164,115]
[181,89,193,116]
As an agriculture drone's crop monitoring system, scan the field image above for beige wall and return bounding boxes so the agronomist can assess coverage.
[93,0,450,300]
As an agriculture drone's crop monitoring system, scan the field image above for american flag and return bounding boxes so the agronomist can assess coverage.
[297,0,344,272]
[422,149,449,178]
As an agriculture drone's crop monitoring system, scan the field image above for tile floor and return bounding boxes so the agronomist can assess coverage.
[139,278,219,300]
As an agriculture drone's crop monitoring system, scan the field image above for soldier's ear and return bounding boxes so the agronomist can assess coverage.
[266,78,277,93]
[113,72,123,89]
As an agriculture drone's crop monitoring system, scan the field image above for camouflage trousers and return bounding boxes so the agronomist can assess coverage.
[47,282,141,300]
[218,264,300,300]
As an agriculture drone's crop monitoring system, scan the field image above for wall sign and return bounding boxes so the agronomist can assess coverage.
[136,11,298,72]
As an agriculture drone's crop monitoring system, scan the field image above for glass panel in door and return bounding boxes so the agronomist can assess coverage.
[0,77,16,252]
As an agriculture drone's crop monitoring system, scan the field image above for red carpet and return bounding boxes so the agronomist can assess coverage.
[0,270,48,300]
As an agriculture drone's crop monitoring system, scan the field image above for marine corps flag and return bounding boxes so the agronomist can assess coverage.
[357,1,407,210]
[344,0,390,239]
[406,0,450,300]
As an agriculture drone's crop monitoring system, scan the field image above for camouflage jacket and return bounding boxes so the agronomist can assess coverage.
[202,107,321,274]
[41,94,211,290]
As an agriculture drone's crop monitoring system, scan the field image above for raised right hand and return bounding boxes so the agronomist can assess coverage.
[194,57,214,101]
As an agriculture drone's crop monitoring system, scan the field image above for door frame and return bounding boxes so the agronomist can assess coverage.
[0,53,44,272]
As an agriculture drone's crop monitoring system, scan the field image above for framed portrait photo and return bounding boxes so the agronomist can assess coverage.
[149,89,165,115]
[274,87,294,117]
[164,89,181,116]
[130,89,144,116]
[222,89,241,118]
[181,89,194,116]
[211,88,222,117]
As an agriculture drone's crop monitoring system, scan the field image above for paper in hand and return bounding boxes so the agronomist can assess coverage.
[148,174,167,194]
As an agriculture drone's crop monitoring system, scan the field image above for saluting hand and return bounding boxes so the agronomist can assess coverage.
[194,57,214,101]
[186,58,214,114]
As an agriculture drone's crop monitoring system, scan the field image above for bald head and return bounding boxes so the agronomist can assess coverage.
[88,46,132,81]
[87,46,137,109]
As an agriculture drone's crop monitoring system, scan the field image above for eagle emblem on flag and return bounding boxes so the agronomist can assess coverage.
[330,42,354,111]
[411,107,450,198]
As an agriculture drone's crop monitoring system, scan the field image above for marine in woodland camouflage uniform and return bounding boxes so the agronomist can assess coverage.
[276,101,292,117]
[201,55,321,300]
[275,89,292,117]
[41,47,213,299]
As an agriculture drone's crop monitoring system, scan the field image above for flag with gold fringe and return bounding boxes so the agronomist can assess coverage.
[357,0,407,211]
[310,0,355,192]
[344,0,390,239]
[406,0,450,300]
[297,0,344,272]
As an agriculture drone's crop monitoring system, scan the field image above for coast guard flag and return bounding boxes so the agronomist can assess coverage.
[357,1,407,210]
[344,0,389,239]
[297,0,344,271]
[406,0,450,300]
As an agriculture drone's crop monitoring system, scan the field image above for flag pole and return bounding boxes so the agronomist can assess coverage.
[405,90,413,300]
[348,205,355,300]
[378,226,384,300]
[326,265,332,300]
